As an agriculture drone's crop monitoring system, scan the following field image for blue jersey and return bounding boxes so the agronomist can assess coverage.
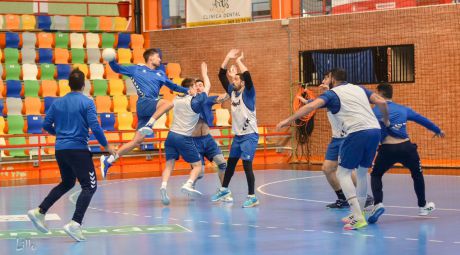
[43,92,108,150]
[109,61,188,98]
[198,95,218,127]
[373,101,441,141]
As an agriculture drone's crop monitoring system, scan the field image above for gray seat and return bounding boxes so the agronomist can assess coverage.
[83,80,92,96]
[21,48,37,64]
[125,78,137,95]
[52,16,68,31]
[87,49,102,64]
[22,32,37,49]
[6,98,23,115]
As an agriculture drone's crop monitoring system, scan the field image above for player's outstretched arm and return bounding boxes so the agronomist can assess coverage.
[276,98,326,130]
[201,62,211,95]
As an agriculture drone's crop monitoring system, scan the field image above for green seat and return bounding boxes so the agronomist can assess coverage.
[40,64,56,80]
[93,80,108,96]
[5,63,21,80]
[7,115,24,134]
[4,48,19,64]
[24,80,40,97]
[8,137,27,157]
[55,32,69,48]
[71,49,86,64]
[101,33,115,48]
[221,128,230,146]
[84,16,99,31]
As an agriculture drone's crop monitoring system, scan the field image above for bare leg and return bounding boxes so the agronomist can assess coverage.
[145,99,173,126]
[116,131,146,157]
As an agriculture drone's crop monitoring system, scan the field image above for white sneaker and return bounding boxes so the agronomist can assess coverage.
[27,208,49,233]
[63,220,86,242]
[181,182,202,198]
[222,194,234,203]
[139,124,154,136]
[419,202,435,216]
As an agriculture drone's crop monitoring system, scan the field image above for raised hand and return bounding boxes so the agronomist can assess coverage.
[226,49,240,59]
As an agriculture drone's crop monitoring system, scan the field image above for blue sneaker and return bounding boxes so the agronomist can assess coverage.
[242,195,259,208]
[100,155,112,179]
[368,203,385,224]
[139,123,154,136]
[211,188,231,202]
[160,187,170,206]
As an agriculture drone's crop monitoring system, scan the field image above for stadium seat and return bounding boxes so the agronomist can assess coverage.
[100,113,115,131]
[22,63,38,80]
[85,33,100,48]
[132,48,145,64]
[166,63,181,79]
[0,117,5,133]
[131,34,144,49]
[40,64,56,80]
[153,114,167,129]
[6,115,25,135]
[216,109,231,126]
[6,80,22,98]
[4,48,19,63]
[6,98,23,115]
[54,48,70,64]
[44,136,56,155]
[89,63,104,80]
[38,32,53,48]
[5,32,20,49]
[37,15,52,31]
[113,95,128,113]
[87,49,101,64]
[118,48,132,64]
[24,97,41,115]
[84,17,99,31]
[21,15,36,30]
[0,81,4,98]
[73,63,88,78]
[56,64,71,80]
[105,64,119,79]
[0,64,3,80]
[69,16,84,31]
[125,79,137,95]
[95,96,111,113]
[114,17,128,32]
[26,115,43,135]
[220,128,231,146]
[71,48,86,64]
[58,80,70,96]
[22,32,37,48]
[70,33,85,49]
[92,80,108,96]
[101,33,115,48]
[5,15,20,30]
[0,98,4,115]
[98,16,113,31]
[117,33,131,49]
[43,97,57,113]
[21,48,37,64]
[24,80,40,97]
[28,135,46,157]
[55,32,69,48]
[52,16,69,31]
[6,136,28,157]
[209,129,222,145]
[41,80,58,97]
[117,112,134,141]
[141,133,155,151]
[0,50,3,63]
[0,15,4,30]
[108,79,124,96]
[83,80,91,96]
[38,48,53,63]
[129,95,137,112]
[5,63,21,80]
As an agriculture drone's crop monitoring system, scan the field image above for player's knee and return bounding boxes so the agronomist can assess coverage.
[370,168,383,178]
[322,161,338,175]
[61,181,76,191]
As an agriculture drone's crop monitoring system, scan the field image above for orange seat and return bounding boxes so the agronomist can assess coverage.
[44,136,55,155]
[114,17,128,32]
[105,64,120,79]
[0,81,4,98]
[166,63,181,79]
[132,48,145,64]
[131,34,144,49]
[21,15,36,30]
[38,32,54,48]
[68,16,84,31]
[41,80,58,97]
[24,97,42,115]
[129,95,138,112]
[108,79,125,96]
[73,64,89,78]
[95,96,112,113]
[58,80,71,96]
[98,16,113,31]
[54,48,70,64]
[5,14,20,30]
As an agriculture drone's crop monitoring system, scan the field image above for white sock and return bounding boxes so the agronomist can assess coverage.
[107,154,119,164]
[356,166,369,210]
[161,182,167,189]
[337,166,363,221]
[186,179,194,185]
[146,118,156,126]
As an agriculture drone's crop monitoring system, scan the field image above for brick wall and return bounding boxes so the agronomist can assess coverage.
[148,5,460,166]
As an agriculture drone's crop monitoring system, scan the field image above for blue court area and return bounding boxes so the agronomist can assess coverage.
[1,169,459,255]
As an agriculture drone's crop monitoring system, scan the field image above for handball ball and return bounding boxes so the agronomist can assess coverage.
[102,48,116,62]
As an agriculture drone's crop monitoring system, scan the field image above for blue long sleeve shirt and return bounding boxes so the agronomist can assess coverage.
[43,92,108,150]
[197,95,218,127]
[109,61,188,98]
[373,101,441,141]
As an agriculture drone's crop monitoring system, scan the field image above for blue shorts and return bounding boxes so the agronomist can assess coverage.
[325,137,344,161]
[229,133,259,161]
[193,134,222,164]
[165,131,201,163]
[339,129,381,169]
[136,97,159,130]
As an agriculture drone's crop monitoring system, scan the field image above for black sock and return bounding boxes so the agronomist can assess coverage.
[39,207,46,214]
[242,160,255,195]
[335,189,346,200]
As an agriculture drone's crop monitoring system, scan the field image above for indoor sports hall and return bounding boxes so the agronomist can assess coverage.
[0,1,458,255]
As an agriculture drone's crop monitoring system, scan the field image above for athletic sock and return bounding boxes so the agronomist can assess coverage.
[161,182,167,189]
[107,154,119,164]
[335,189,346,200]
[146,118,156,126]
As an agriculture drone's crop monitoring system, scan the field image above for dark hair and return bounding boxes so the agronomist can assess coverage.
[331,68,347,82]
[236,73,244,80]
[181,78,196,88]
[195,79,204,84]
[324,70,333,77]
[69,68,85,91]
[377,82,393,99]
[143,48,160,62]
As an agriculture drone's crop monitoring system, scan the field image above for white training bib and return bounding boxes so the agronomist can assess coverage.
[327,111,347,138]
[170,95,200,136]
[230,91,258,136]
[330,84,380,135]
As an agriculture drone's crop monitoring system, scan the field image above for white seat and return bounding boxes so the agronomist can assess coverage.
[22,64,38,80]
[85,33,100,49]
[89,63,104,80]
[70,33,85,49]
[124,78,137,95]
[216,109,231,127]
